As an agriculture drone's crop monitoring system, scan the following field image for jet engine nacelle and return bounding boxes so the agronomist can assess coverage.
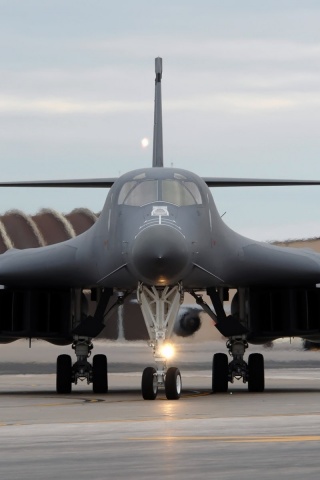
[174,307,202,337]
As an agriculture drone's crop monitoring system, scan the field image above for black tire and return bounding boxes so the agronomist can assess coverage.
[56,354,72,394]
[248,353,265,392]
[165,367,182,400]
[92,354,108,393]
[142,367,158,400]
[212,353,229,393]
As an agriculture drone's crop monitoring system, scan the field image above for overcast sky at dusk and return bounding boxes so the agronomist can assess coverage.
[1,1,320,241]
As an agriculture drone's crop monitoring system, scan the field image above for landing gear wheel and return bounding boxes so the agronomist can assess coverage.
[248,353,265,392]
[92,354,108,393]
[212,353,229,393]
[165,367,182,400]
[142,367,158,400]
[56,354,72,394]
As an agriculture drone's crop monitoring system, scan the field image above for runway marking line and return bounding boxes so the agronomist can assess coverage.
[127,435,320,444]
[158,391,211,399]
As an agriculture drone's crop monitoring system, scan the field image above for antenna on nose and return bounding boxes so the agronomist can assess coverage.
[152,57,163,167]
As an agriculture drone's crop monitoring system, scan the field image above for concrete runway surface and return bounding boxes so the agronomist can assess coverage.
[1,340,320,479]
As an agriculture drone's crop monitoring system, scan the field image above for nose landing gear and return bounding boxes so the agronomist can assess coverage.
[138,283,183,400]
[141,354,182,400]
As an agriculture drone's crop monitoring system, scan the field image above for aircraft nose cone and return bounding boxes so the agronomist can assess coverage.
[130,225,190,285]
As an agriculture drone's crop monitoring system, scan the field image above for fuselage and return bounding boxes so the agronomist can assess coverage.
[96,167,215,288]
[1,166,320,290]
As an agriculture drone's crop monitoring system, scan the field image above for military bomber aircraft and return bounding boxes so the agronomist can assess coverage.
[1,58,320,400]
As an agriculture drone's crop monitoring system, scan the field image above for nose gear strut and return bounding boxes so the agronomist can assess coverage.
[137,282,183,400]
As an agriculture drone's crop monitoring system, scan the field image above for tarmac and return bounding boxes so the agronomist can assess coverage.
[0,339,320,479]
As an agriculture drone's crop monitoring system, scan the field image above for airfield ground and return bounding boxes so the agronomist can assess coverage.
[0,338,320,479]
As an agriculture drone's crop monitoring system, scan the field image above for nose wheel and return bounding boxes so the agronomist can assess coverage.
[165,367,182,400]
[141,367,158,400]
[141,366,182,400]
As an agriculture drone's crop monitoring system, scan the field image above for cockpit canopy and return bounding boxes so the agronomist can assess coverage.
[118,172,203,207]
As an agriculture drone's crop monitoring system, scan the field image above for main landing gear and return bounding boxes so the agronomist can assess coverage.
[190,288,265,394]
[138,283,183,400]
[212,336,265,393]
[56,336,108,394]
[56,288,115,394]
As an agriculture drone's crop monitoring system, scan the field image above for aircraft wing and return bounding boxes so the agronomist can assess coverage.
[1,177,320,189]
[202,178,320,187]
[0,178,117,188]
[0,241,93,287]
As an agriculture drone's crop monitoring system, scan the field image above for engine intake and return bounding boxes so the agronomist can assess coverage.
[174,307,202,337]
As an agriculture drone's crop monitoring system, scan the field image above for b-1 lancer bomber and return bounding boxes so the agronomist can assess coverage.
[1,58,320,400]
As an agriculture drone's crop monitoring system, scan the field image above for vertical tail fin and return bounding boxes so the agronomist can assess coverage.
[152,57,163,167]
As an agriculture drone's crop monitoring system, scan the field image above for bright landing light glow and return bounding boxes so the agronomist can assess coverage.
[141,137,149,148]
[160,343,175,359]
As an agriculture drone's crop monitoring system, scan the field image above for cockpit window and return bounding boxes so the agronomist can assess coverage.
[162,180,201,206]
[118,180,158,206]
[118,178,202,206]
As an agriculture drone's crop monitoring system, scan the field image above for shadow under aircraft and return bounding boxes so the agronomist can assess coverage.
[1,58,320,400]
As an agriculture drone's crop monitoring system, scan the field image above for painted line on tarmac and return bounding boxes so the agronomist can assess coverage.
[1,397,106,408]
[127,435,320,443]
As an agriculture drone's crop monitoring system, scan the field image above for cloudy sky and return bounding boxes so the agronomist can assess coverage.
[1,0,320,241]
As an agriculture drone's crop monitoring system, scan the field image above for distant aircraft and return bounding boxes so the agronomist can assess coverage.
[1,57,320,400]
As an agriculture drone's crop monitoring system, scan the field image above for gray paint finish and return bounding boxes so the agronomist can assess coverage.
[0,165,320,289]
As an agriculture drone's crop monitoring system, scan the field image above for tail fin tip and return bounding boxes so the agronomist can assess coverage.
[152,57,164,168]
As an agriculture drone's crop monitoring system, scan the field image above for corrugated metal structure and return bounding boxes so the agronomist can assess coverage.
[0,208,98,252]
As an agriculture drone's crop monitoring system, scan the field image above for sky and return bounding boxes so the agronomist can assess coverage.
[1,0,320,241]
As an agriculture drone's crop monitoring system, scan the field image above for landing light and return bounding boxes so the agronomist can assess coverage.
[160,343,175,359]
